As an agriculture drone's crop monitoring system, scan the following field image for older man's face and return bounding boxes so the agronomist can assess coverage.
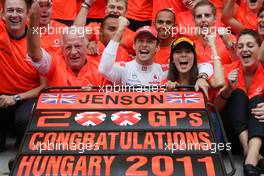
[62,33,87,72]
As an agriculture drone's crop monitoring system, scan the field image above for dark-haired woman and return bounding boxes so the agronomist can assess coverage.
[168,35,225,141]
[216,29,264,176]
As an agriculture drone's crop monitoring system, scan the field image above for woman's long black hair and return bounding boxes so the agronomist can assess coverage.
[167,43,199,85]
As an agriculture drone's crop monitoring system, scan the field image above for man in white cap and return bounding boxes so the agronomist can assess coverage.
[99,17,167,86]
[99,16,213,96]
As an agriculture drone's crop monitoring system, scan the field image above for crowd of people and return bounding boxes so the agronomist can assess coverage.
[1,0,264,175]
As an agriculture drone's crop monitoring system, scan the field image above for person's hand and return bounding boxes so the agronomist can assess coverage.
[227,68,239,88]
[195,77,209,99]
[206,33,216,46]
[252,103,264,122]
[166,80,180,90]
[0,95,16,108]
[29,0,41,27]
[118,16,130,31]
[87,41,100,55]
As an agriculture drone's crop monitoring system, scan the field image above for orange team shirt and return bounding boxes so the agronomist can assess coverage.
[154,45,171,66]
[127,0,153,21]
[52,0,77,20]
[176,10,225,41]
[0,21,40,94]
[96,41,131,62]
[193,34,237,65]
[224,60,264,99]
[77,0,106,19]
[235,5,258,30]
[86,22,135,55]
[152,0,185,23]
[45,55,108,86]
[40,20,66,55]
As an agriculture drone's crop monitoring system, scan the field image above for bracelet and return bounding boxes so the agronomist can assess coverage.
[83,1,91,8]
[211,55,221,61]
[81,3,89,9]
[197,73,209,81]
[220,92,229,100]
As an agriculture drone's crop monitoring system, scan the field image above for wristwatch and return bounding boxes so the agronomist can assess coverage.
[13,95,22,103]
[197,74,208,81]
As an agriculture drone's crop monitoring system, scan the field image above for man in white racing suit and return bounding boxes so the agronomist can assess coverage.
[99,16,213,95]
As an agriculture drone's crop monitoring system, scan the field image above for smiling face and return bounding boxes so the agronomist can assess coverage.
[106,0,127,16]
[182,0,201,10]
[134,33,159,65]
[258,10,264,35]
[193,4,216,35]
[62,33,88,73]
[173,44,195,74]
[247,0,263,12]
[3,0,27,36]
[236,34,260,68]
[38,0,52,27]
[154,10,175,40]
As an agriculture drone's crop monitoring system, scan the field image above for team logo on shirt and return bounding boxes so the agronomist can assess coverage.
[111,111,141,126]
[74,112,106,126]
[256,87,263,94]
[152,74,159,80]
[132,72,138,80]
[52,39,61,47]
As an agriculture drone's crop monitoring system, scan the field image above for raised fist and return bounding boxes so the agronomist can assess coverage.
[118,16,130,30]
[227,68,239,88]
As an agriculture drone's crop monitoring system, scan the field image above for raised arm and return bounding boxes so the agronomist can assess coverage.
[27,0,42,62]
[221,0,244,35]
[98,16,129,83]
[73,0,96,27]
[207,34,225,89]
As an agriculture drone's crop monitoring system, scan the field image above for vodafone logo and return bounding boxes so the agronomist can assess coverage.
[111,111,141,126]
[75,112,106,126]
[256,87,263,94]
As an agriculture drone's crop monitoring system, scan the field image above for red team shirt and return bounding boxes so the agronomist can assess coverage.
[224,60,264,99]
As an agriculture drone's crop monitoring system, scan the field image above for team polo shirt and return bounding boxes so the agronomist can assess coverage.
[152,0,185,23]
[154,45,170,66]
[96,41,131,62]
[77,0,106,19]
[45,54,108,86]
[176,10,225,41]
[235,5,258,30]
[193,34,236,65]
[127,0,153,21]
[52,0,77,20]
[224,60,264,99]
[0,21,40,94]
[40,20,66,55]
[86,23,135,55]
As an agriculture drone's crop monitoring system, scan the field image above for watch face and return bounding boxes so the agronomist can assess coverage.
[15,95,21,102]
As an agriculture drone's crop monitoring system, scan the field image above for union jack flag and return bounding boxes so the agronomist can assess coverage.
[41,93,77,104]
[166,93,201,104]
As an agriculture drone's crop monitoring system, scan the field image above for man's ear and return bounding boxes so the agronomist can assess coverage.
[133,41,136,51]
